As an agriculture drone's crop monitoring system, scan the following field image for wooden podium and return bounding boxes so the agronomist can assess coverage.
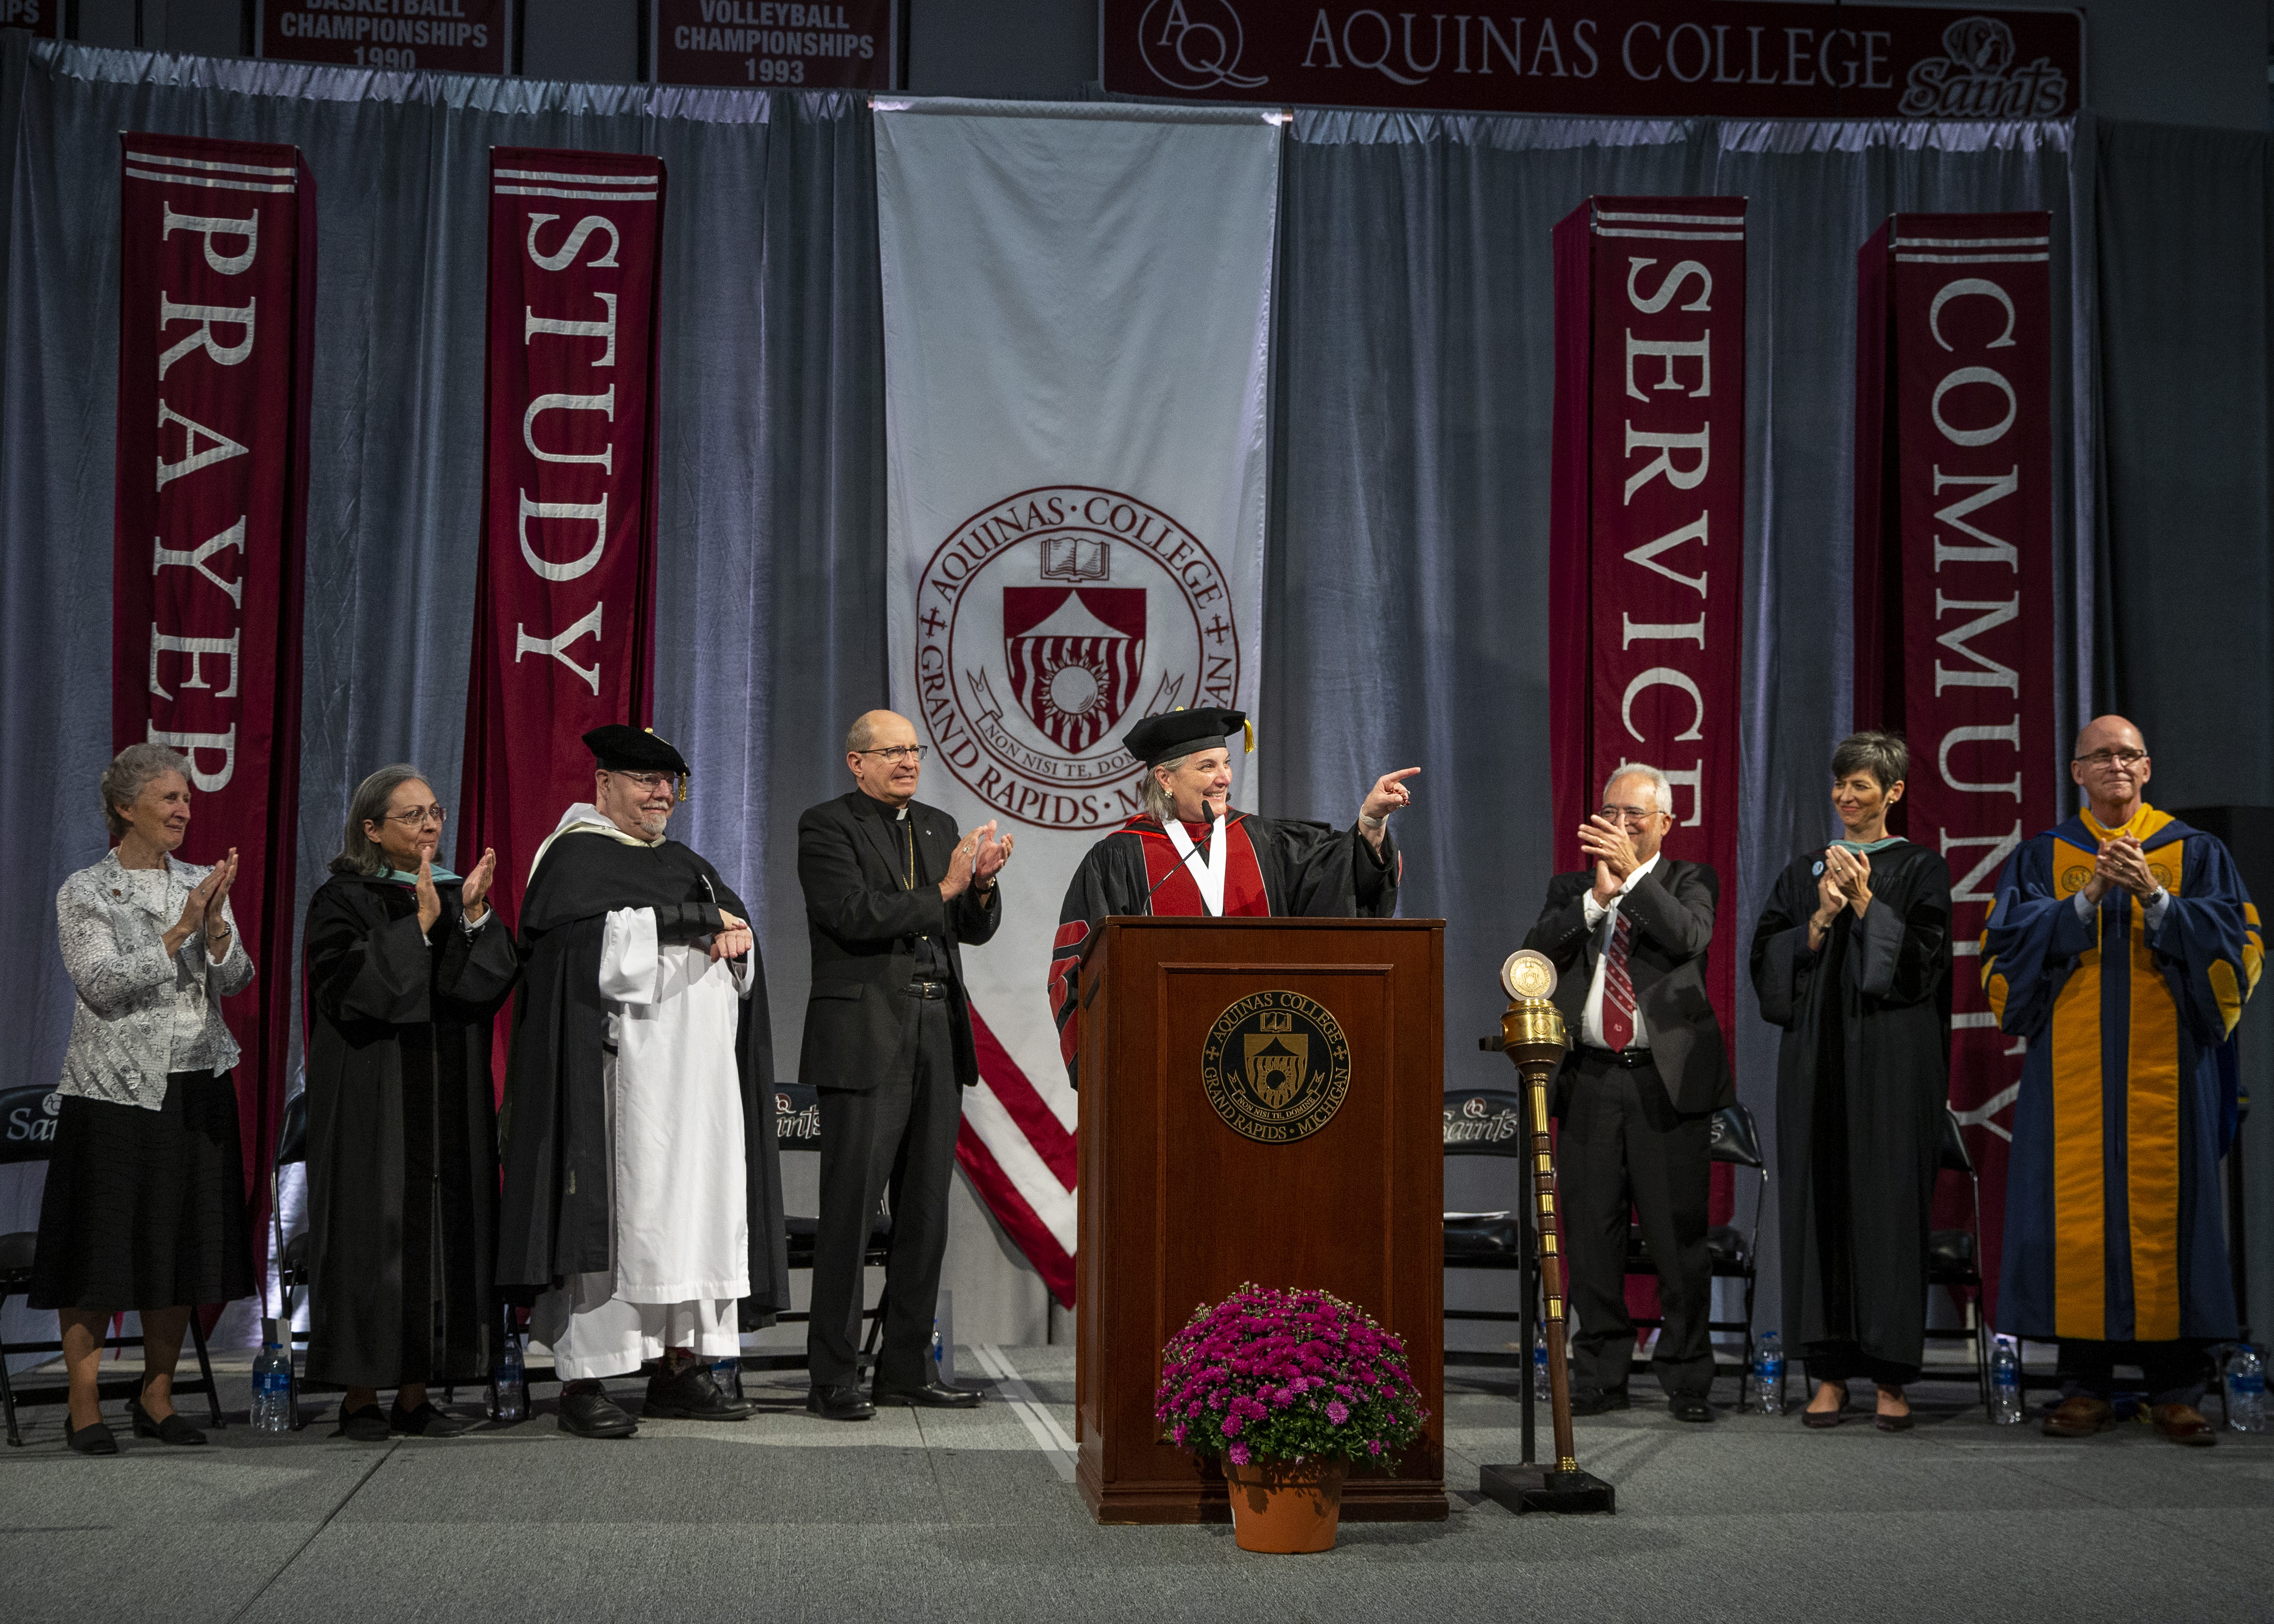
[1073,916,1447,1524]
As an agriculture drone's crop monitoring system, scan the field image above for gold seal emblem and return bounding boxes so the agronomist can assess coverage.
[1200,991,1352,1144]
[1501,948,1558,1002]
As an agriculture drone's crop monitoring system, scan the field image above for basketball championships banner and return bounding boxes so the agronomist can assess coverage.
[1855,212,2055,1322]
[461,149,666,960]
[875,103,1282,1302]
[113,133,317,1252]
[1550,197,1748,1057]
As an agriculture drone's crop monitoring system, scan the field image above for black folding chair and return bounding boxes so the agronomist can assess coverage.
[1925,1107,1996,1411]
[1440,1087,1532,1355]
[762,1083,892,1374]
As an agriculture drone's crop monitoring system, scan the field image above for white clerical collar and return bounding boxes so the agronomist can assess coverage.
[1160,813,1229,916]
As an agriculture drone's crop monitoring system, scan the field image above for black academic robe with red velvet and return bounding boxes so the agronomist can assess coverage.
[1048,813,1398,1087]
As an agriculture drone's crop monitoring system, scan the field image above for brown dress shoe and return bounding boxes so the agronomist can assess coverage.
[2042,1395,2117,1437]
[2149,1403,2217,1447]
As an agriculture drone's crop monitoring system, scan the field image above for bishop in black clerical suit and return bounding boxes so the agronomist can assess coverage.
[496,727,789,1439]
[1049,707,1416,1087]
[1752,732,1953,1427]
[796,709,1008,1421]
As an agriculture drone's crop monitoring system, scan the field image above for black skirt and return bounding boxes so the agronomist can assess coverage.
[28,1069,255,1311]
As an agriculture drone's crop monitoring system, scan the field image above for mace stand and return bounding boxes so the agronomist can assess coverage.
[1480,957,1616,1517]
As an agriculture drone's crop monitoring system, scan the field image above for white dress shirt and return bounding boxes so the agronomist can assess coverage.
[1580,852,1661,1052]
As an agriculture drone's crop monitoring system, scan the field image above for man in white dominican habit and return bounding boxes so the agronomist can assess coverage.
[1048,707,1417,1086]
[496,726,789,1440]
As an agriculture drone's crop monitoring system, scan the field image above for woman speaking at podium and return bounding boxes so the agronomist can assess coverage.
[1047,707,1417,1086]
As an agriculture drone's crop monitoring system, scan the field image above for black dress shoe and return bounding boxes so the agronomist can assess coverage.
[336,1404,392,1442]
[642,1362,755,1421]
[557,1389,639,1439]
[1801,1397,1852,1430]
[873,1379,984,1410]
[64,1417,119,1455]
[806,1383,875,1422]
[1568,1388,1630,1417]
[390,1400,471,1437]
[1669,1393,1717,1423]
[129,1395,206,1446]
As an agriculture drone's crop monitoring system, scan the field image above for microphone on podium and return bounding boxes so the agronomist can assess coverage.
[1137,796,1247,914]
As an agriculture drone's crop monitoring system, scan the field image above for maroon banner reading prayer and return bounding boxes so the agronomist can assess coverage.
[460,148,666,1029]
[1854,212,2055,1324]
[1102,1,2080,119]
[262,0,507,73]
[112,132,317,1269]
[653,0,891,89]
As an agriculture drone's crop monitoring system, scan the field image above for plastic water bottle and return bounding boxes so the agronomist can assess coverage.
[1754,1332,1785,1415]
[251,1320,294,1434]
[930,1325,947,1382]
[1991,1335,2023,1424]
[711,1354,743,1403]
[2226,1345,2267,1434]
[487,1328,527,1422]
[1532,1326,1550,1400]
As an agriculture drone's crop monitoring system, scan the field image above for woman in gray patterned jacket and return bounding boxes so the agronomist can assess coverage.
[30,743,255,1454]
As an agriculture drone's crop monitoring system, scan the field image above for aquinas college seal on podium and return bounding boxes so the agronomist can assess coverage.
[913,485,1242,831]
[1200,990,1352,1144]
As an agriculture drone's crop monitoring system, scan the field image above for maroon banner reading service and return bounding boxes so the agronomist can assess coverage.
[263,0,508,75]
[653,0,890,89]
[461,148,666,1017]
[1103,1,2079,119]
[1855,212,2055,1325]
[112,132,317,1274]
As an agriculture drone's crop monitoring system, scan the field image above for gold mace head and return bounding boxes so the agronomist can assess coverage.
[1498,948,1569,1076]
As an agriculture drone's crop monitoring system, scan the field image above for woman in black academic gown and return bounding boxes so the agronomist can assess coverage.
[301,764,517,1440]
[1750,731,1952,1432]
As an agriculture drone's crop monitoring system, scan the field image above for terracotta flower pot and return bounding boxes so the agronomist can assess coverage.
[1222,1455,1348,1552]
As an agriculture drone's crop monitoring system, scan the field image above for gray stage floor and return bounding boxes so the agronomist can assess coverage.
[3,1348,2270,1623]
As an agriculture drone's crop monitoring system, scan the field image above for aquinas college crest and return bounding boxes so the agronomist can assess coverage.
[916,485,1241,831]
[1200,991,1352,1144]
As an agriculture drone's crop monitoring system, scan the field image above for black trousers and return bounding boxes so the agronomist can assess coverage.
[1557,1050,1715,1399]
[2059,1338,2212,1408]
[808,996,960,1391]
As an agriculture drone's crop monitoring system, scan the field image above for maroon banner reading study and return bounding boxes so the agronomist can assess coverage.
[460,148,667,1022]
[1855,211,2056,1324]
[112,132,317,1269]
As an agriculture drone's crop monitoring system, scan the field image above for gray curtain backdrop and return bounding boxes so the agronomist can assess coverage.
[4,37,2271,1355]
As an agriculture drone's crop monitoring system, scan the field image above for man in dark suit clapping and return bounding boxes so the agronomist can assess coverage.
[1524,764,1731,1423]
[797,710,1009,1421]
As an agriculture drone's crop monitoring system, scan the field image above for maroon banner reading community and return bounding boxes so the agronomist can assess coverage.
[460,148,667,1020]
[1102,1,2080,119]
[112,132,318,1263]
[1855,211,2056,1324]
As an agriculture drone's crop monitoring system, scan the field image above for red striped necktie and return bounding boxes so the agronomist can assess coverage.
[1602,912,1637,1052]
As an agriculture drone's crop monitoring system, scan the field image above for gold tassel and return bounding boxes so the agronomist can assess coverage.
[1243,719,1255,755]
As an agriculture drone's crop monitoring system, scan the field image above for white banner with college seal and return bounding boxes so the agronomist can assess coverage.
[875,100,1282,1300]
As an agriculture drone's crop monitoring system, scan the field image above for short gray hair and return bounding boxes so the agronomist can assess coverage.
[331,763,429,876]
[1143,748,1202,824]
[100,743,192,839]
[1603,763,1674,816]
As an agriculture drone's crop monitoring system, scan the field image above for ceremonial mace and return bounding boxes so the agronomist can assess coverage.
[1479,947,1616,1516]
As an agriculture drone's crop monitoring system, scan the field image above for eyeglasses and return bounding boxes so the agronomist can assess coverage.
[609,771,678,792]
[2073,748,2148,767]
[1595,805,1662,827]
[855,745,928,764]
[381,805,447,826]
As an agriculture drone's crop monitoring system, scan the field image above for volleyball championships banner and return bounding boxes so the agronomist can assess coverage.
[112,133,317,1252]
[1550,197,1748,1058]
[875,102,1282,1302]
[1855,212,2055,1322]
[460,149,667,956]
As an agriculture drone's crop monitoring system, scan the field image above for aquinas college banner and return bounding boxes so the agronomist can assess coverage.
[874,102,1282,1302]
[1549,197,1748,1058]
[111,133,318,1259]
[1855,212,2056,1322]
[460,149,667,950]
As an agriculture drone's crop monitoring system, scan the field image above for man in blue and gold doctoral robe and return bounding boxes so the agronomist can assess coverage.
[1983,716,2263,1445]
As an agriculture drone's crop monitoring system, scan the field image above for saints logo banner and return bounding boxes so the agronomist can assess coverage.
[1854,212,2056,1321]
[876,102,1282,1300]
[111,132,318,1267]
